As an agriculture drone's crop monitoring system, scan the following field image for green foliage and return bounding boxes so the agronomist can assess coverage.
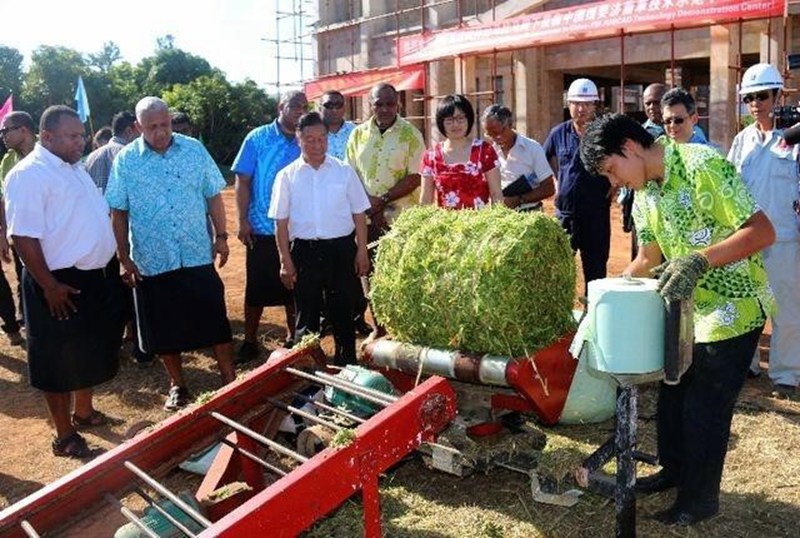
[371,206,577,356]
[1,39,277,165]
[0,46,24,98]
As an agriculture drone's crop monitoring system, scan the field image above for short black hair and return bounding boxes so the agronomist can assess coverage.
[93,127,112,144]
[112,111,137,136]
[39,105,79,133]
[661,87,696,115]
[322,90,344,101]
[2,111,35,133]
[580,113,655,176]
[435,94,475,137]
[297,111,327,132]
[482,104,513,126]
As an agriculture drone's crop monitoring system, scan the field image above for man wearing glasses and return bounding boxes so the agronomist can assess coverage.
[728,63,800,400]
[0,111,37,346]
[321,90,355,161]
[232,91,308,363]
[661,88,718,148]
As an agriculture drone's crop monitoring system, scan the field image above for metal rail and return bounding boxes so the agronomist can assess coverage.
[285,367,395,407]
[312,370,399,404]
[134,487,199,538]
[123,462,213,529]
[104,494,161,538]
[266,397,343,431]
[19,521,40,538]
[211,411,309,464]
[292,391,367,424]
[219,438,288,477]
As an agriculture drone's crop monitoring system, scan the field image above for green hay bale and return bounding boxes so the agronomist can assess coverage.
[371,205,576,356]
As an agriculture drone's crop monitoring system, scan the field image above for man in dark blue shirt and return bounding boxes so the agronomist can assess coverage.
[543,78,612,294]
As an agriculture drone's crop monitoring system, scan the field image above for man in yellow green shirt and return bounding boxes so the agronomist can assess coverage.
[346,83,425,341]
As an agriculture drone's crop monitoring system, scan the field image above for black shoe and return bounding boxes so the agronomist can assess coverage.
[354,317,374,338]
[320,318,334,337]
[635,470,678,494]
[653,505,718,526]
[236,341,260,364]
[132,347,155,369]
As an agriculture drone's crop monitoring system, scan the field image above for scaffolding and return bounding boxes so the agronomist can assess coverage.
[264,0,318,94]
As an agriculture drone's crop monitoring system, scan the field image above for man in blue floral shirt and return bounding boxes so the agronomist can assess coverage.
[107,97,235,411]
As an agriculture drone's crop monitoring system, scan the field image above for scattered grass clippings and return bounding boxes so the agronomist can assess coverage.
[295,332,321,350]
[371,205,576,356]
[331,428,357,448]
[194,391,215,405]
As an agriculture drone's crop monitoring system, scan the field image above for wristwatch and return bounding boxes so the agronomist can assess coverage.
[380,193,391,205]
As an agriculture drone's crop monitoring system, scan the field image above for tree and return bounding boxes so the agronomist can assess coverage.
[0,46,24,99]
[138,37,215,96]
[88,41,122,73]
[22,46,87,114]
[163,75,276,164]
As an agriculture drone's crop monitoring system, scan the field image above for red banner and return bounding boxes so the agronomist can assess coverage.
[398,0,785,65]
[305,64,426,100]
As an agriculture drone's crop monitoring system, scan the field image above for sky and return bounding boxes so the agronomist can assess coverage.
[0,0,315,92]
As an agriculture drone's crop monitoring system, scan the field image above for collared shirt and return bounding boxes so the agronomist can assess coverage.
[4,144,116,271]
[543,120,611,217]
[346,115,424,223]
[642,119,664,139]
[269,156,370,240]
[326,121,356,160]
[106,134,225,276]
[633,140,774,343]
[85,136,128,193]
[231,120,300,235]
[728,124,800,243]
[492,133,554,210]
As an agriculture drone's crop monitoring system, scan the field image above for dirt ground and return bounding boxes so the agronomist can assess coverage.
[1,188,798,536]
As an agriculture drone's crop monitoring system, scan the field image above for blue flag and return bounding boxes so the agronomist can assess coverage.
[74,76,90,123]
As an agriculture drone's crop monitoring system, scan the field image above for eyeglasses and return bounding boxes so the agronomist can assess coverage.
[0,125,22,136]
[743,91,771,104]
[322,101,344,110]
[663,116,687,126]
[444,115,468,125]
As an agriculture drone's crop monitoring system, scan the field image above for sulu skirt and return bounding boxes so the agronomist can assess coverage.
[134,264,232,355]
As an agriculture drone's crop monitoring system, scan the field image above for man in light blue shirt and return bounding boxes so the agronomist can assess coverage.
[321,90,356,160]
[107,97,235,411]
[232,91,306,362]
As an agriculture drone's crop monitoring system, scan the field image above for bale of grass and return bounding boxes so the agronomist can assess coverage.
[371,205,576,356]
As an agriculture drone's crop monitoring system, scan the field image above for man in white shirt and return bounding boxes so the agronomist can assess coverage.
[270,112,370,365]
[5,105,121,459]
[481,105,555,211]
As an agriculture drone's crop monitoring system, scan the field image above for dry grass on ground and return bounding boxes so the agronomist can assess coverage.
[1,190,799,536]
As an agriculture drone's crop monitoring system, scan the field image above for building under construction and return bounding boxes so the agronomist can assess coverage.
[306,0,800,150]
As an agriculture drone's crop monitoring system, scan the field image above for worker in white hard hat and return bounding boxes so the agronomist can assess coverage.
[727,62,800,400]
[543,78,612,294]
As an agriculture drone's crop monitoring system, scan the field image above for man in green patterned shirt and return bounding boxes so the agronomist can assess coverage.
[580,114,775,527]
[346,83,425,343]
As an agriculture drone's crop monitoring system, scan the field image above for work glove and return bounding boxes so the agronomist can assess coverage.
[650,251,709,302]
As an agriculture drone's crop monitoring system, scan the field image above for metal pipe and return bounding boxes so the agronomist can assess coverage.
[292,392,367,424]
[284,367,395,407]
[104,494,161,538]
[266,397,343,431]
[312,370,399,404]
[19,521,40,538]
[364,339,511,387]
[315,0,456,35]
[210,411,309,464]
[619,31,625,113]
[134,487,198,538]
[123,462,213,528]
[219,438,288,477]
[670,25,675,87]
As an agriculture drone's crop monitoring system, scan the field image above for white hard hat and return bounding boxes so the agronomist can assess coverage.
[567,78,599,102]
[739,63,784,95]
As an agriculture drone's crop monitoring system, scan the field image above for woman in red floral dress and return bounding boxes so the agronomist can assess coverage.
[420,94,503,209]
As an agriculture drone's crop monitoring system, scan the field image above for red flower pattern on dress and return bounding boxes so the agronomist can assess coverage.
[420,139,498,210]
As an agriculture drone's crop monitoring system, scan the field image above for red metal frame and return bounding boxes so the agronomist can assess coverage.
[0,345,457,538]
